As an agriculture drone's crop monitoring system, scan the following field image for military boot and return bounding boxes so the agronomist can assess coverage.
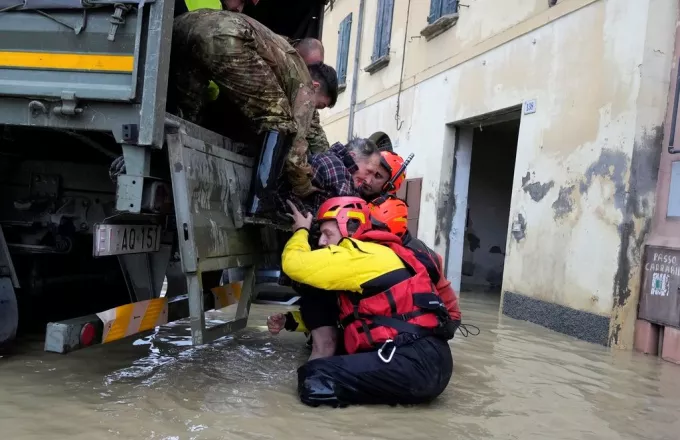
[246,130,293,223]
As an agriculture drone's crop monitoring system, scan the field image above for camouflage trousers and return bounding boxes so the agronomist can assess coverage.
[171,13,312,194]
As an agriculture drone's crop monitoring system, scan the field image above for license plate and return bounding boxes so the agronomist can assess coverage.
[93,224,162,257]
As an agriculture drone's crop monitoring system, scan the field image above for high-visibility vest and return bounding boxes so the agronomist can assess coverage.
[184,0,222,101]
[184,0,222,11]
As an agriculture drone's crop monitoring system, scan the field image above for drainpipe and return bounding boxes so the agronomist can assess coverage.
[347,0,365,141]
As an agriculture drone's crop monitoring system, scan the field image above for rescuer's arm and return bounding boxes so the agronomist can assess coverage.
[282,229,370,292]
[290,87,315,151]
[306,110,330,154]
[267,311,308,334]
[284,310,308,332]
[282,227,408,293]
[282,201,403,291]
[434,254,462,321]
[285,86,317,197]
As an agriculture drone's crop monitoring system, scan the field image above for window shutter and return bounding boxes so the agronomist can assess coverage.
[371,1,384,62]
[379,0,394,59]
[427,0,443,24]
[396,178,423,236]
[442,0,458,15]
[336,19,345,83]
[405,178,422,236]
[336,13,352,85]
[396,183,407,200]
[372,0,394,61]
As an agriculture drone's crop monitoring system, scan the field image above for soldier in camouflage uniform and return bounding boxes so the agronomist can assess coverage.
[171,10,337,219]
[288,37,328,154]
[307,110,329,154]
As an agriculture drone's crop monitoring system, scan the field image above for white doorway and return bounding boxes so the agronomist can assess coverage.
[446,110,521,296]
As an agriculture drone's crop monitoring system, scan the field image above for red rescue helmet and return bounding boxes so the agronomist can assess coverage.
[380,151,406,193]
[316,196,372,238]
[370,195,409,238]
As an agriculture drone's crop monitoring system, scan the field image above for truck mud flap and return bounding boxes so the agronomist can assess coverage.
[0,278,18,348]
[165,116,279,345]
[0,226,19,348]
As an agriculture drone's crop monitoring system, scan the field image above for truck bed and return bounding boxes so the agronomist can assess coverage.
[0,0,324,348]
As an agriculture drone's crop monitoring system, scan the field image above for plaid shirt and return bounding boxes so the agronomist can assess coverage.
[277,142,359,215]
[277,142,358,288]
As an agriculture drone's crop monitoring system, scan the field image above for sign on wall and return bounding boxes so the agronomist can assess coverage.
[523,99,537,115]
[639,246,680,327]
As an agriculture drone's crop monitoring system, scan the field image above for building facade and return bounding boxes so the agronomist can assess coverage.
[319,0,679,349]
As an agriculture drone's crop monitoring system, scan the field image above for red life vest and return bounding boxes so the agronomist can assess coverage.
[403,233,462,322]
[338,230,450,354]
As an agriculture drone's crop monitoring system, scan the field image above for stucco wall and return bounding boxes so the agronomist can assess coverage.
[321,0,559,130]
[320,0,678,347]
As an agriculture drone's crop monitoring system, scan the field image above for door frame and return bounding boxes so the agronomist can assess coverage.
[444,106,522,294]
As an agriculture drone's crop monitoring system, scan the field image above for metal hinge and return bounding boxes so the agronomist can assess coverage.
[53,93,83,116]
[109,4,132,42]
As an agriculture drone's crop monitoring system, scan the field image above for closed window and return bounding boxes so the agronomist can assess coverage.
[427,0,458,24]
[396,177,423,236]
[372,0,395,62]
[336,13,353,87]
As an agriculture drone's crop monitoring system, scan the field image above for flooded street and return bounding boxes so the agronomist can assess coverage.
[2,293,680,440]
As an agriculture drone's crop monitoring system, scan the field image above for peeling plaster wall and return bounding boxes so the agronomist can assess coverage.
[321,0,678,347]
[605,0,673,347]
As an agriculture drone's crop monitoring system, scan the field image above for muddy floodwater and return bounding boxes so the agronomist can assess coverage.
[2,293,680,440]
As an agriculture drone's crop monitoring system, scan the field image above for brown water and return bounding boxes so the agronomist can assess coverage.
[2,293,680,440]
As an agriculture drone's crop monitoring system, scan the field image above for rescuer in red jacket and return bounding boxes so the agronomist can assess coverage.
[273,149,413,360]
[269,151,472,355]
[270,195,464,337]
[282,196,456,407]
[369,195,462,320]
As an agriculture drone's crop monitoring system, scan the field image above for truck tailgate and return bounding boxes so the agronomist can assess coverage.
[0,6,141,102]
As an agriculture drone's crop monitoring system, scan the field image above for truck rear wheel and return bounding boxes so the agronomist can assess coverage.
[0,279,18,348]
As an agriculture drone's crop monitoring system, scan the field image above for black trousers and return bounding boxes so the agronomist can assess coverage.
[297,333,453,407]
[296,285,339,331]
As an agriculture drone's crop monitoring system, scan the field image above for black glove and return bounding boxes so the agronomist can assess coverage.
[284,312,299,332]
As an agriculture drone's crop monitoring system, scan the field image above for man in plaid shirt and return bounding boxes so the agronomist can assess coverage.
[276,138,382,216]
[276,137,381,269]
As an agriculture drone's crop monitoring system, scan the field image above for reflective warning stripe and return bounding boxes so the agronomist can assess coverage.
[0,51,135,73]
[211,282,243,309]
[103,303,135,343]
[230,282,242,300]
[98,298,168,344]
[139,298,167,331]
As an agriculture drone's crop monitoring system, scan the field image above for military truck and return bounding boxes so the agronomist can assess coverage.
[0,0,327,350]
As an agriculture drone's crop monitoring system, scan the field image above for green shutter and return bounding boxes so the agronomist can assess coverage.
[336,13,352,85]
[372,0,394,62]
[442,0,458,15]
[427,0,443,24]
